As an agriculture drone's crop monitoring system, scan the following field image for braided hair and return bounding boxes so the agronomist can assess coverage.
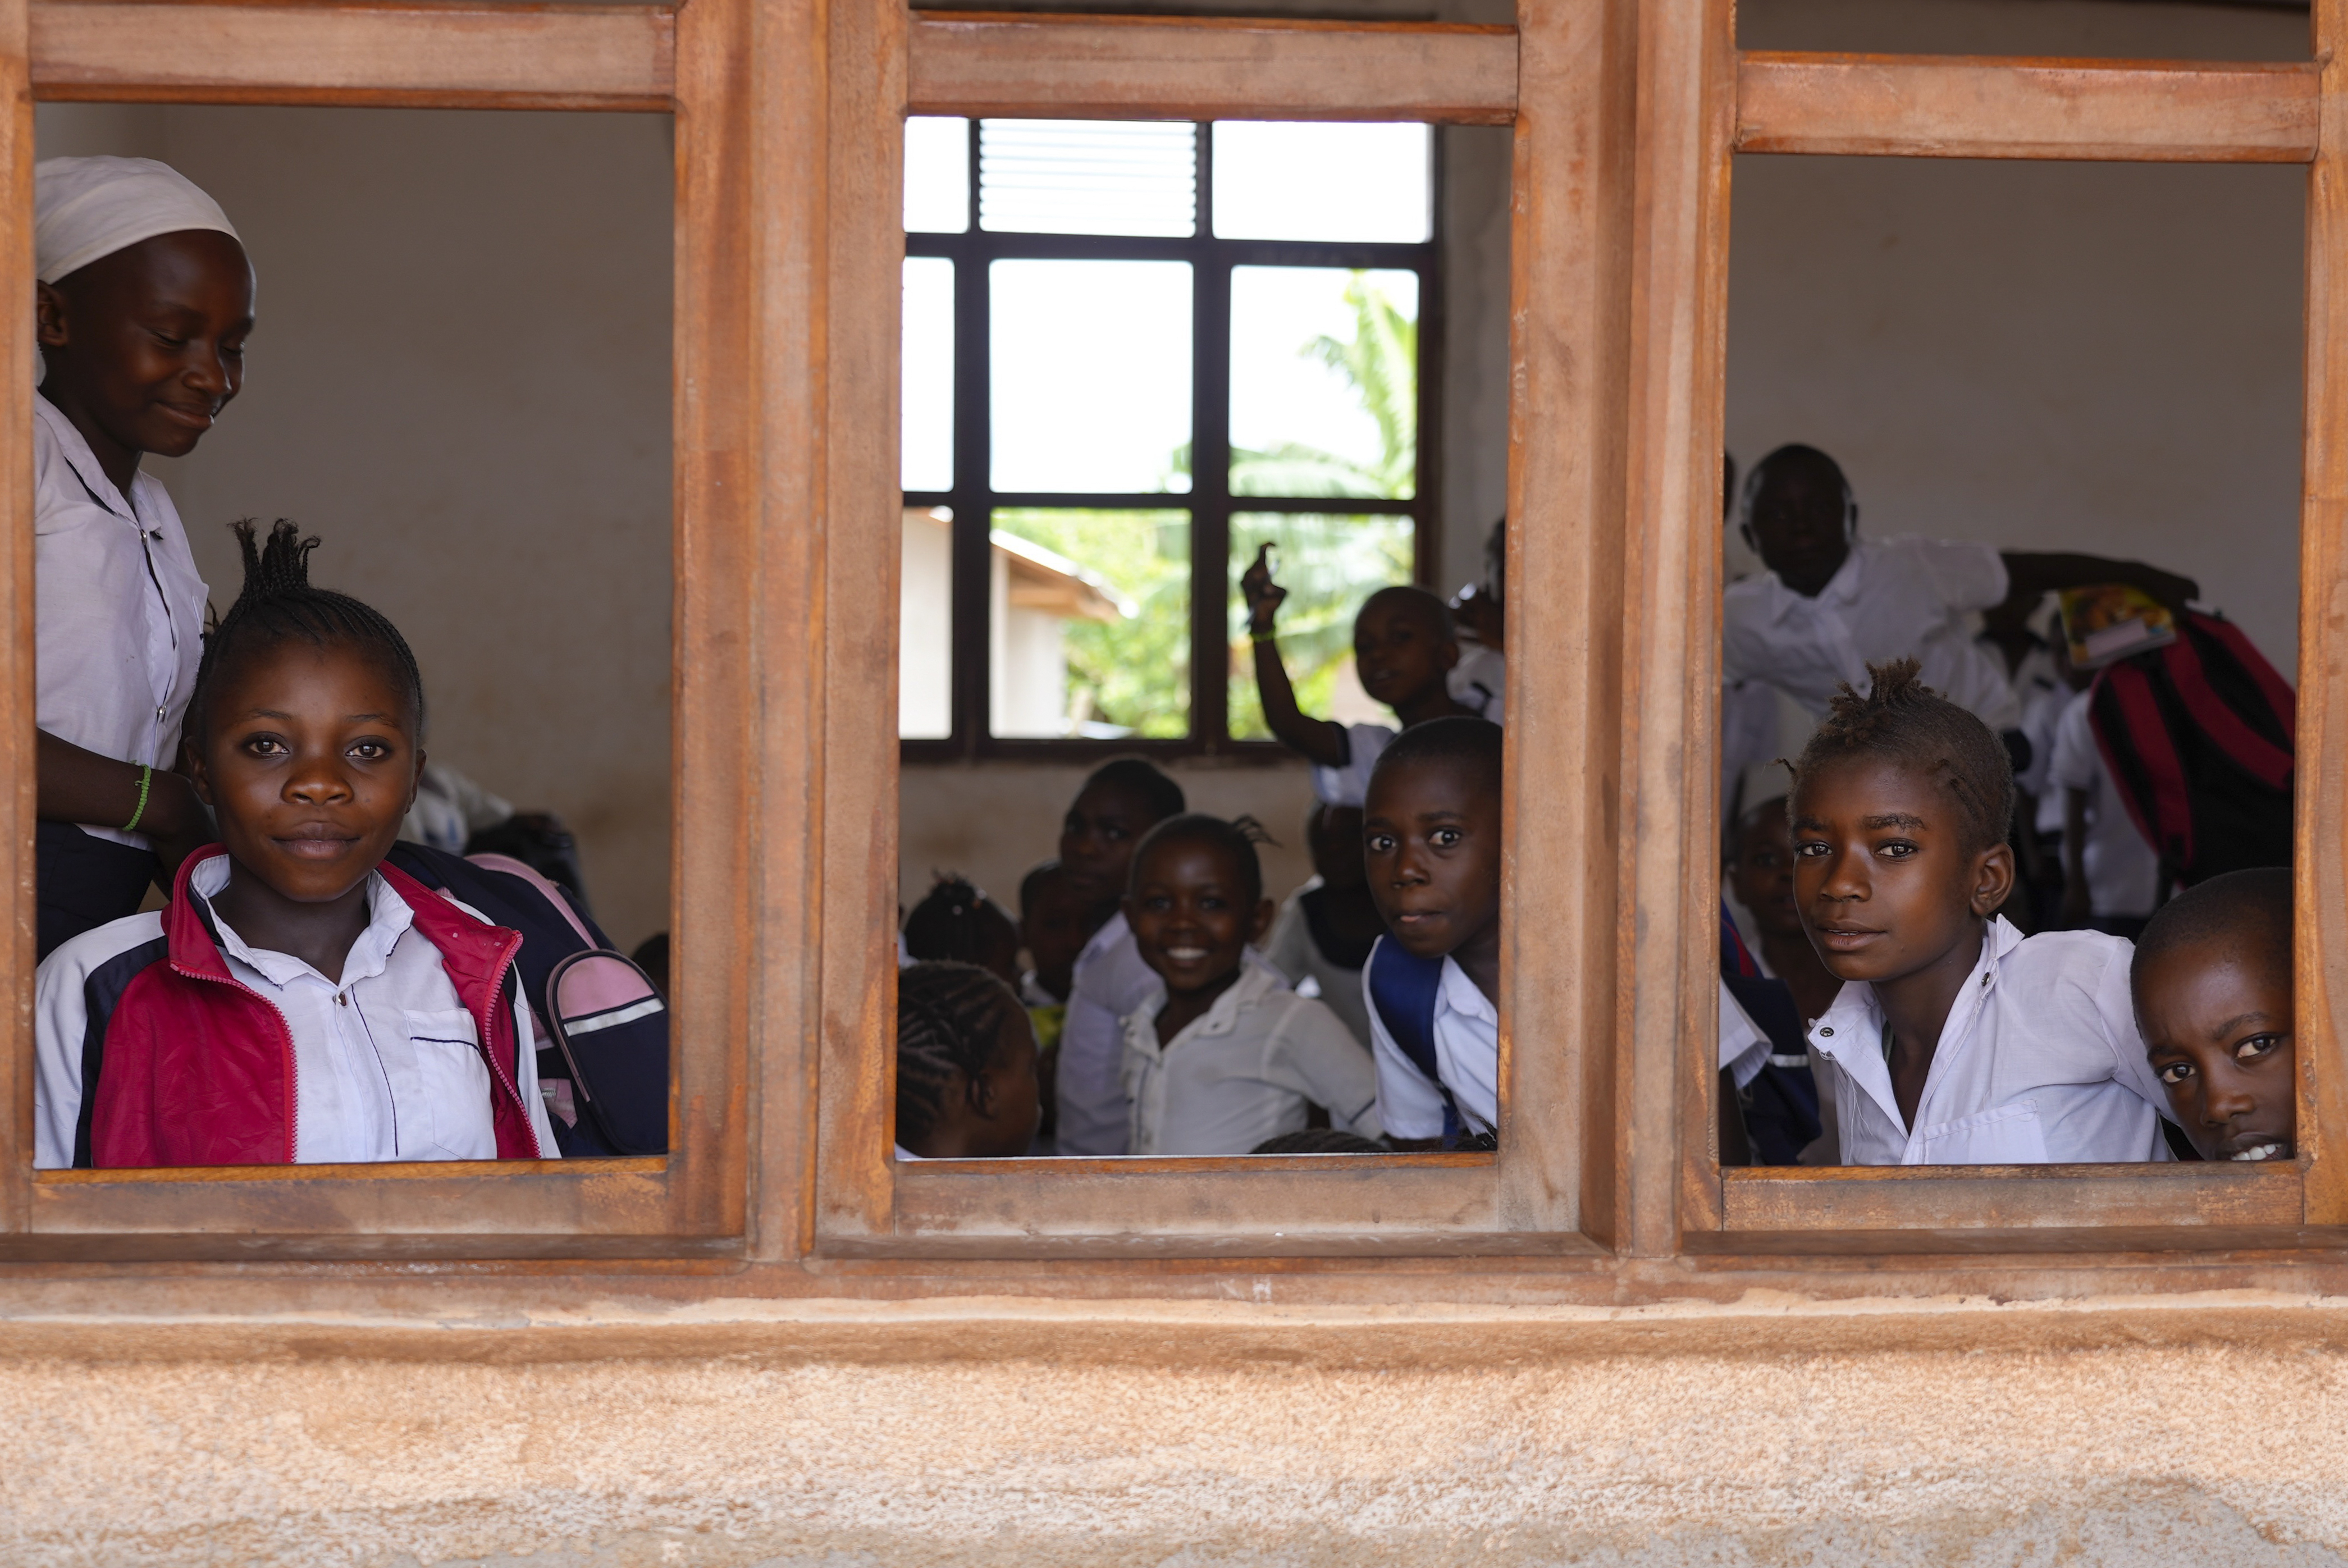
[1787,657,2013,856]
[896,960,1027,1148]
[191,519,426,743]
[1130,812,1277,904]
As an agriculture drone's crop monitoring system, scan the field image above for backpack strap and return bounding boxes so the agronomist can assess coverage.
[1367,935,1473,1144]
[2093,662,2195,872]
[2192,611,2296,740]
[2164,620,2295,790]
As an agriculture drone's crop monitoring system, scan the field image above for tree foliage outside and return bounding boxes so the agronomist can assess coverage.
[992,270,1417,739]
[990,509,1191,738]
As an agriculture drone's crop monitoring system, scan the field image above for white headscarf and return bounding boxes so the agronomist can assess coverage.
[34,156,240,285]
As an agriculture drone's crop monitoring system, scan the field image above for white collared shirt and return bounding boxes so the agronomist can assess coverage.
[1723,536,2020,732]
[1059,913,1280,1156]
[1365,959,1771,1142]
[1363,954,1500,1140]
[1805,916,2169,1165]
[33,395,208,849]
[2049,689,2162,919]
[34,856,561,1168]
[1120,963,1380,1156]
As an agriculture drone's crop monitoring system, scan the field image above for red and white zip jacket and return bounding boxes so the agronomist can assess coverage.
[34,848,555,1169]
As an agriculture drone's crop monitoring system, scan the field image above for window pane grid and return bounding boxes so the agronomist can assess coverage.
[901,116,1440,751]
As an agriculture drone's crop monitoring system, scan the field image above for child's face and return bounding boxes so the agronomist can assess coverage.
[1059,781,1161,908]
[2137,941,2295,1162]
[1745,471,1849,597]
[1790,756,2011,986]
[38,231,255,462]
[190,641,423,906]
[1020,872,1093,1003]
[1126,836,1272,1001]
[1363,758,1501,961]
[1729,798,1802,940]
[1353,595,1459,710]
[1307,803,1368,891]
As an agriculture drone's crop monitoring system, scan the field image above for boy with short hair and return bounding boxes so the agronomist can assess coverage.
[1723,444,2198,737]
[1360,718,1774,1152]
[2132,868,2295,1164]
[1359,717,1505,1148]
[1241,546,1482,808]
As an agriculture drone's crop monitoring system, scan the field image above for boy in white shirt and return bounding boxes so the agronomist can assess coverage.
[1723,444,2197,738]
[1789,657,2169,1165]
[1120,815,1378,1156]
[1240,545,1485,809]
[1359,720,1777,1152]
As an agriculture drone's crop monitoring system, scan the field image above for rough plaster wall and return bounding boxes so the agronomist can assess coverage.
[1727,0,2307,678]
[6,1303,2348,1566]
[901,758,1319,913]
[33,103,677,952]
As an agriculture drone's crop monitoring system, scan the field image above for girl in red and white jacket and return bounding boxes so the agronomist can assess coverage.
[34,520,560,1169]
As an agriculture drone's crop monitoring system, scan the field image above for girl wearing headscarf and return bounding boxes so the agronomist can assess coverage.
[30,156,254,956]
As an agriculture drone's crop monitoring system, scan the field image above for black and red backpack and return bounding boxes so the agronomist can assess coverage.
[2087,610,2294,889]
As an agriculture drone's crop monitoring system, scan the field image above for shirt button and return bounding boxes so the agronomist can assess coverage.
[1818,1026,1833,1037]
[337,994,349,1007]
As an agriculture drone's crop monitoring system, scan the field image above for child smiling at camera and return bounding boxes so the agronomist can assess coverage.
[1793,659,2169,1165]
[2132,868,2295,1164]
[1118,813,1379,1156]
[33,522,560,1168]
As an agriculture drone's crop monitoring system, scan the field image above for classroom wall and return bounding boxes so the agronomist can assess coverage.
[902,757,1321,915]
[1727,0,2308,680]
[34,103,677,952]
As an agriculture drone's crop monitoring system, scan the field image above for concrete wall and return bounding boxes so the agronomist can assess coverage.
[35,103,677,952]
[7,1301,2348,1565]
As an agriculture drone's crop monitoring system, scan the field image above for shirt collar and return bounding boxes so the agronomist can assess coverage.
[191,853,416,990]
[1806,915,2022,1126]
[1438,956,1497,1023]
[1132,961,1285,1046]
[34,394,138,522]
[1761,536,1870,617]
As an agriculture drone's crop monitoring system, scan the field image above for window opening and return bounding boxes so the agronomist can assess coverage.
[1715,152,2303,1176]
[899,116,1438,751]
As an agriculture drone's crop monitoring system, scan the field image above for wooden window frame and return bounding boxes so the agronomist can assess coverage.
[0,0,2338,1280]
[900,113,1446,762]
[0,0,747,1261]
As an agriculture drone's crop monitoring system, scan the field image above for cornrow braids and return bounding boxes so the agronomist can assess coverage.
[1131,811,1277,906]
[895,960,1025,1148]
[1788,657,2014,856]
[191,519,426,743]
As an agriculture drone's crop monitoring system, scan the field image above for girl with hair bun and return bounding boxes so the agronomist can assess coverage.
[31,521,562,1169]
